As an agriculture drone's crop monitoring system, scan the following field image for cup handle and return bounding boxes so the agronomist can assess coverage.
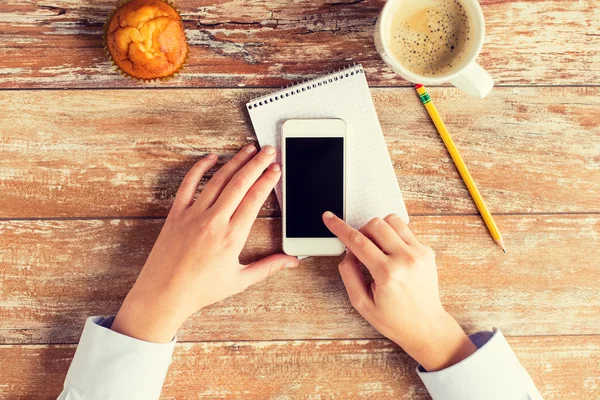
[449,62,494,98]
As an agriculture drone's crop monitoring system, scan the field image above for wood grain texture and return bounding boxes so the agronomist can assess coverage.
[0,0,598,88]
[1,336,599,399]
[1,214,599,344]
[1,87,598,218]
[1,0,598,396]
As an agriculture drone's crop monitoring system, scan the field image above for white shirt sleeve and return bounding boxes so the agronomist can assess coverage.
[57,316,175,400]
[58,318,541,400]
[417,328,543,400]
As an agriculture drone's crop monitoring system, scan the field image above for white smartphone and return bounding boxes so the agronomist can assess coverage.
[282,119,346,257]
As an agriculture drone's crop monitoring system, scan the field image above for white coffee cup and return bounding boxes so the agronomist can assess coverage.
[375,0,494,98]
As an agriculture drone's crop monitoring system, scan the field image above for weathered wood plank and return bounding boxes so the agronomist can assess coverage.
[0,0,598,88]
[0,87,598,218]
[1,336,599,399]
[1,215,598,344]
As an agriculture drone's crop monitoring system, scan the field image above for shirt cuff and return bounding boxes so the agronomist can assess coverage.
[417,328,539,400]
[65,316,176,400]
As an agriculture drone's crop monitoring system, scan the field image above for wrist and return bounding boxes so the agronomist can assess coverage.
[409,310,477,371]
[111,285,187,343]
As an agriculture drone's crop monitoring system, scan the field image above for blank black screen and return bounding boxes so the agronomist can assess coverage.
[286,137,344,238]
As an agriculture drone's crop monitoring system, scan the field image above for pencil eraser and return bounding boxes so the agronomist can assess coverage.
[415,84,424,89]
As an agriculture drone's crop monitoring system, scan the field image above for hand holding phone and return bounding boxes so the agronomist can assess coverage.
[282,119,347,256]
[111,146,298,343]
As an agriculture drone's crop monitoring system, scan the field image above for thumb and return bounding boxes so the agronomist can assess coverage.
[241,254,299,288]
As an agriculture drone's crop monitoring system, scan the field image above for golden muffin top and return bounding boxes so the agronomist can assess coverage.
[106,0,188,80]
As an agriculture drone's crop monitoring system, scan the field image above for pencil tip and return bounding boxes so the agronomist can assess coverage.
[495,238,506,253]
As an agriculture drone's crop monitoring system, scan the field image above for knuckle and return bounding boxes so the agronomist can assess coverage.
[365,218,382,232]
[329,217,340,230]
[231,175,248,190]
[248,154,268,169]
[175,179,190,194]
[338,259,352,271]
[267,168,281,180]
[384,214,398,224]
[195,158,210,169]
[375,257,390,271]
[185,161,206,179]
[350,295,368,311]
[258,151,273,163]
[246,187,263,203]
[207,173,226,188]
[349,231,364,245]
[202,215,225,235]
[404,254,419,268]
[234,150,249,161]
[258,260,281,282]
[370,217,384,226]
[390,268,406,282]
[267,260,283,277]
[381,265,403,282]
[180,173,193,186]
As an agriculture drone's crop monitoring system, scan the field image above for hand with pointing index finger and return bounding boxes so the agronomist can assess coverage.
[322,211,477,372]
[111,145,298,343]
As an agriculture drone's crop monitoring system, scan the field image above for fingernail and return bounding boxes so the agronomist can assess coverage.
[245,144,257,153]
[323,211,334,219]
[207,153,217,160]
[285,260,298,268]
[264,146,276,155]
[271,163,281,172]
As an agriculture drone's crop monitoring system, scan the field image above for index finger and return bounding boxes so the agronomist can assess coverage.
[212,146,276,216]
[322,212,388,273]
[230,163,281,236]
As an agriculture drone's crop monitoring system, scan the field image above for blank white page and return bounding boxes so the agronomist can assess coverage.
[247,65,408,229]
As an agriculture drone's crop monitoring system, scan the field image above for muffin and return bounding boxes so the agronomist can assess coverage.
[106,0,188,80]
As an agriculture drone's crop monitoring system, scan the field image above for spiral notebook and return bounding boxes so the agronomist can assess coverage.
[246,64,408,228]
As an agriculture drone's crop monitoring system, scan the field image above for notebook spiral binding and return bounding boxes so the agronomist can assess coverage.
[247,63,365,110]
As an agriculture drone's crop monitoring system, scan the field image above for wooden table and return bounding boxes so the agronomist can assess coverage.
[1,0,599,398]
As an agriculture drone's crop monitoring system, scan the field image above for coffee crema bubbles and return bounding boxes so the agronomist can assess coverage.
[389,0,473,76]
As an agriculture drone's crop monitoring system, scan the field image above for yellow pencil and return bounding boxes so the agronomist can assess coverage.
[415,84,506,253]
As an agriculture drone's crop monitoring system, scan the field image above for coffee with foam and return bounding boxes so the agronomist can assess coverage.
[389,0,472,77]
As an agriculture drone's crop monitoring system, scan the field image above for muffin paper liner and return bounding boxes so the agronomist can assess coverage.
[103,0,190,83]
